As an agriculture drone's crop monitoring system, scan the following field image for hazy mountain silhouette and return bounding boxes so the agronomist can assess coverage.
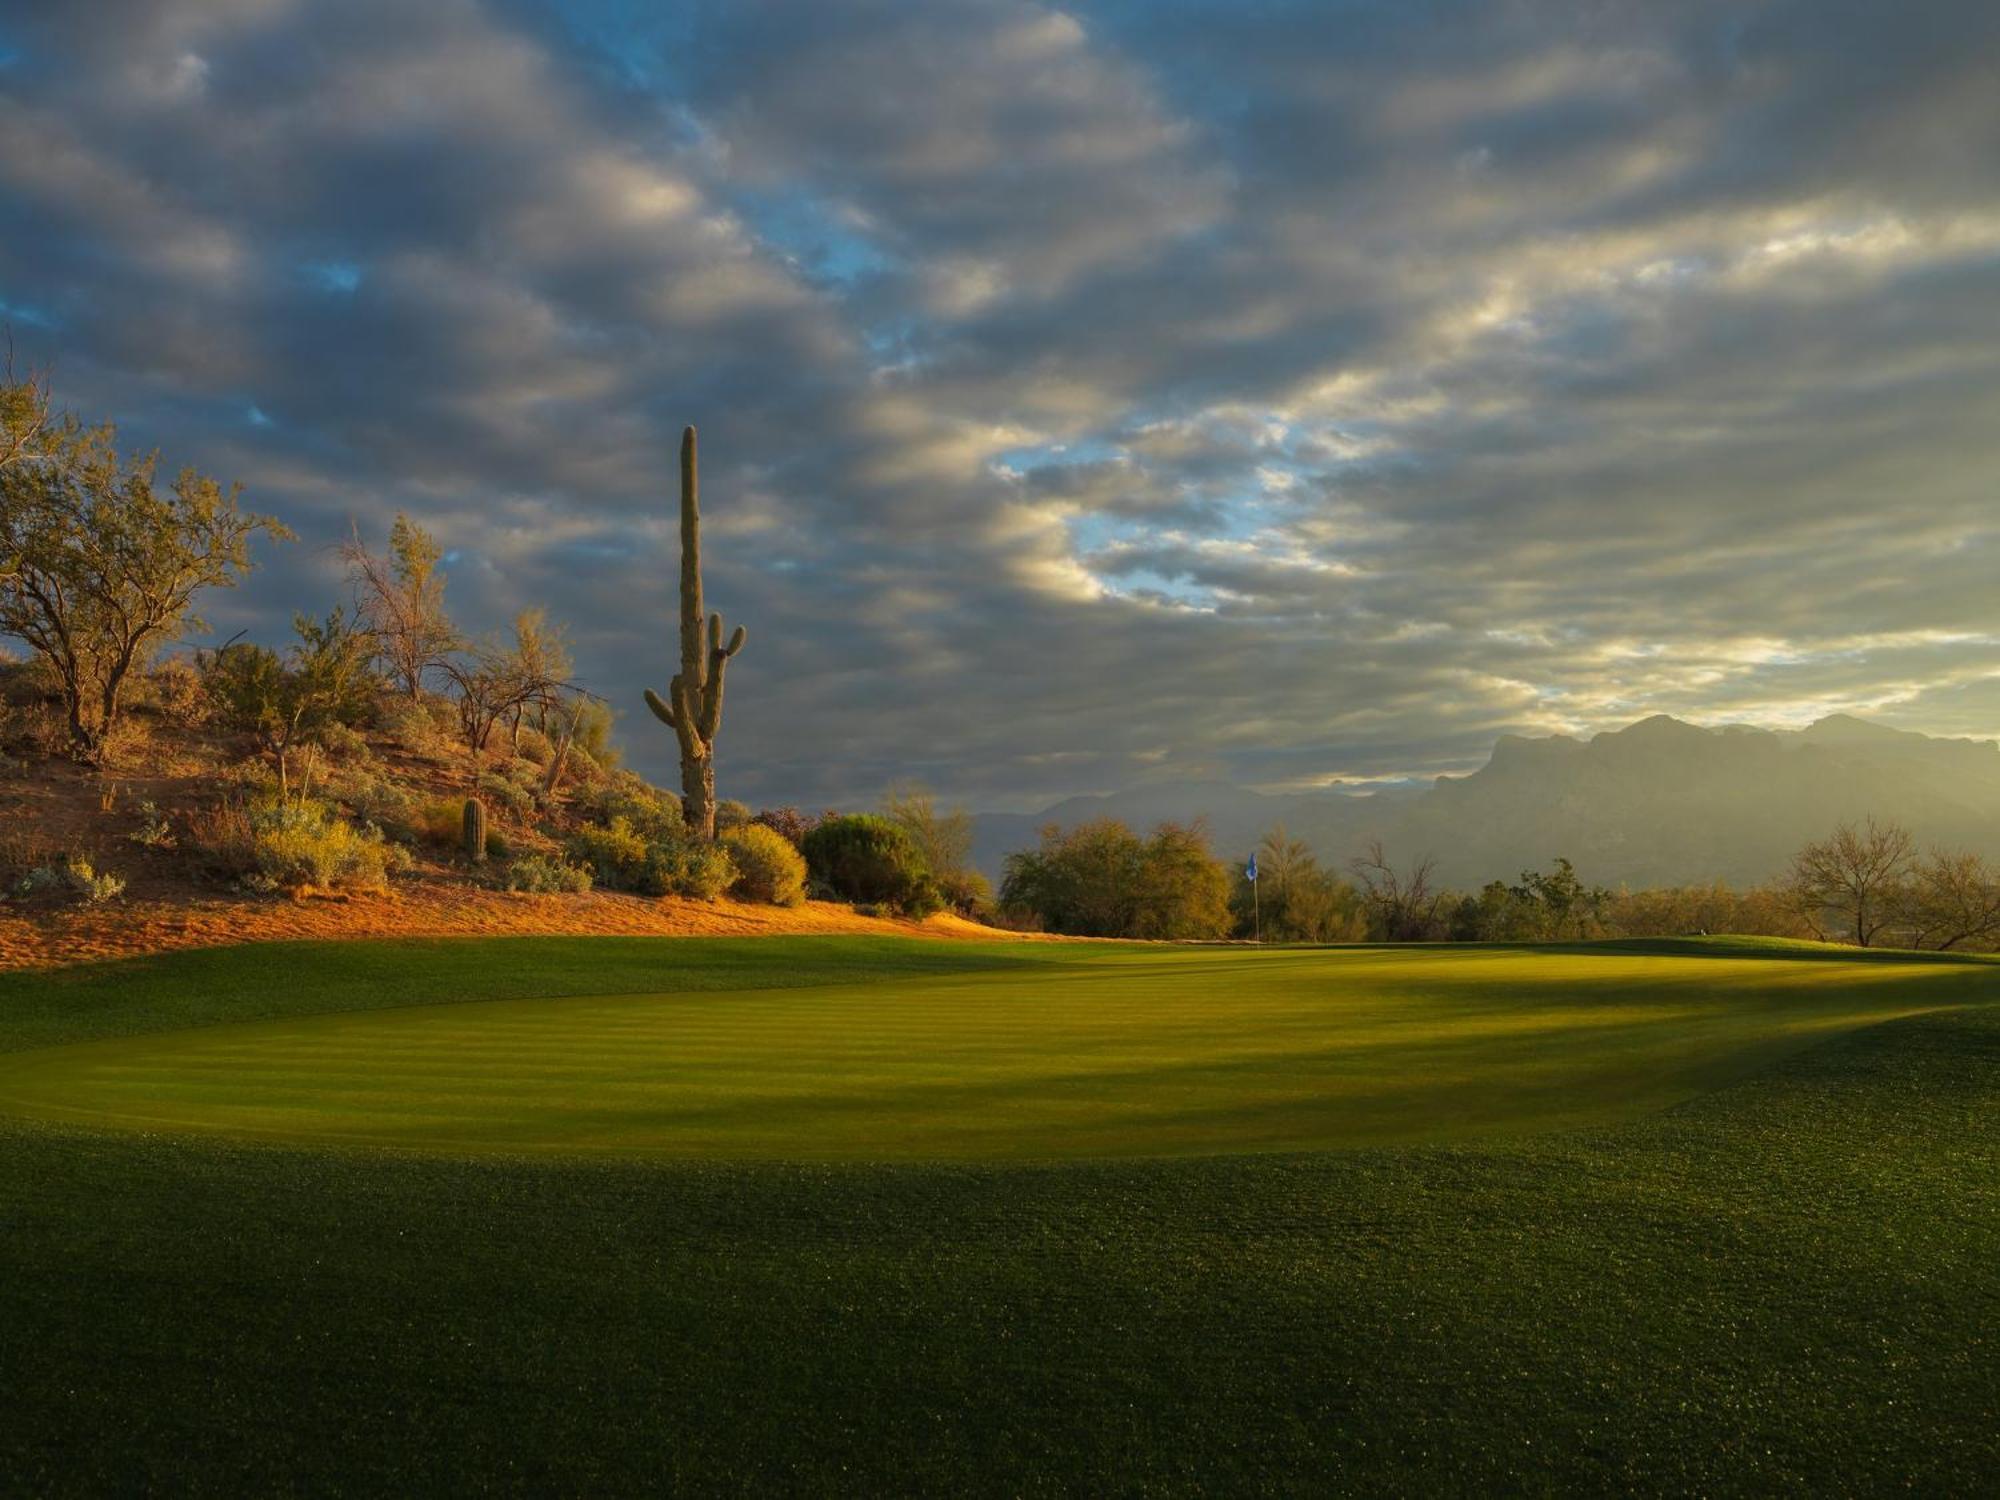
[973,715,2000,889]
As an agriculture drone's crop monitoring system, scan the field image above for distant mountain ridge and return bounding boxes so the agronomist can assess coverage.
[971,714,2000,890]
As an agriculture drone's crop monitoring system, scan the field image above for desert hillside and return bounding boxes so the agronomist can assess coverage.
[0,658,1009,969]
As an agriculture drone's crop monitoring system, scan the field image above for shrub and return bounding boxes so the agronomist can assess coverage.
[377,696,452,757]
[10,864,65,899]
[411,797,468,848]
[0,700,65,758]
[502,854,593,894]
[199,612,374,761]
[66,857,127,904]
[565,814,734,900]
[565,816,650,888]
[0,828,65,886]
[126,800,177,850]
[142,657,208,729]
[638,839,736,901]
[0,653,58,708]
[753,806,819,847]
[476,770,534,818]
[337,771,416,842]
[317,721,370,760]
[182,801,257,881]
[581,778,684,840]
[192,797,398,894]
[936,869,992,919]
[901,875,945,920]
[204,642,285,734]
[721,824,807,906]
[251,800,398,893]
[12,855,124,905]
[499,756,542,791]
[801,815,934,914]
[561,741,605,788]
[514,724,553,765]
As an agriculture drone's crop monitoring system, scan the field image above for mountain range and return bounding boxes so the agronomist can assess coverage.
[971,714,2000,891]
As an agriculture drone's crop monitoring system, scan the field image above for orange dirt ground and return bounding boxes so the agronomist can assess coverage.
[0,879,1039,972]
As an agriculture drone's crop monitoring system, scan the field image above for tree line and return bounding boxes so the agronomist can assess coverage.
[995,815,2000,951]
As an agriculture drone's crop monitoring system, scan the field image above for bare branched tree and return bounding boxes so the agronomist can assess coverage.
[339,514,458,699]
[504,607,572,752]
[1349,839,1445,942]
[1786,817,1916,947]
[441,645,533,758]
[445,608,596,773]
[1897,848,2000,951]
[882,783,976,878]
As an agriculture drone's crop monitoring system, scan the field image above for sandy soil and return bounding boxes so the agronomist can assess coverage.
[0,879,1036,971]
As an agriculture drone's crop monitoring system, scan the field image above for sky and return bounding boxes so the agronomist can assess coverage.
[1,0,1997,811]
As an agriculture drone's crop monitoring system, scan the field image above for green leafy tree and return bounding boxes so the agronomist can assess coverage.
[0,358,55,476]
[1001,818,1231,939]
[1508,858,1609,940]
[802,814,938,915]
[1235,825,1365,942]
[1131,821,1232,940]
[0,406,288,760]
[1000,818,1146,936]
[203,609,376,790]
[1448,880,1526,941]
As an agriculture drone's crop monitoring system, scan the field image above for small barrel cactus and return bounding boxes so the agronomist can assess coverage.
[462,796,488,863]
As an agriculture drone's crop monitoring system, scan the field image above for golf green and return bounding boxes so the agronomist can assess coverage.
[3,936,1996,1492]
[0,939,1988,1158]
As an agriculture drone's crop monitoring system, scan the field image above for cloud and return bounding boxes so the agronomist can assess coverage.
[1,0,1997,813]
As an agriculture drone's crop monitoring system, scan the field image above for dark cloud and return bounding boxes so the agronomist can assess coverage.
[1,0,1996,811]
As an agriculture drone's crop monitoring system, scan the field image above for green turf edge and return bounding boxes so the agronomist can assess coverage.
[0,935,1992,1167]
[0,934,1097,1055]
[6,931,1991,1063]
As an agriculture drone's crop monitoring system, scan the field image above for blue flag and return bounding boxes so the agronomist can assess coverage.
[1245,852,1258,882]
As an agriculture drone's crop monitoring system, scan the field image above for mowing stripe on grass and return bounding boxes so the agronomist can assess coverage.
[1,942,1991,1159]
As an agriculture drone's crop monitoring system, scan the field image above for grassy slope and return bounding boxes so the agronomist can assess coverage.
[1,937,1996,1492]
[0,939,1992,1159]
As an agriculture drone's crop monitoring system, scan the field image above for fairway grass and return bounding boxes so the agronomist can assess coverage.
[0,940,1989,1158]
[2,936,1995,1492]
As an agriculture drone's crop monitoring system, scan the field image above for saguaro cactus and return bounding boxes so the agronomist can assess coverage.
[643,426,746,842]
[462,796,488,863]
